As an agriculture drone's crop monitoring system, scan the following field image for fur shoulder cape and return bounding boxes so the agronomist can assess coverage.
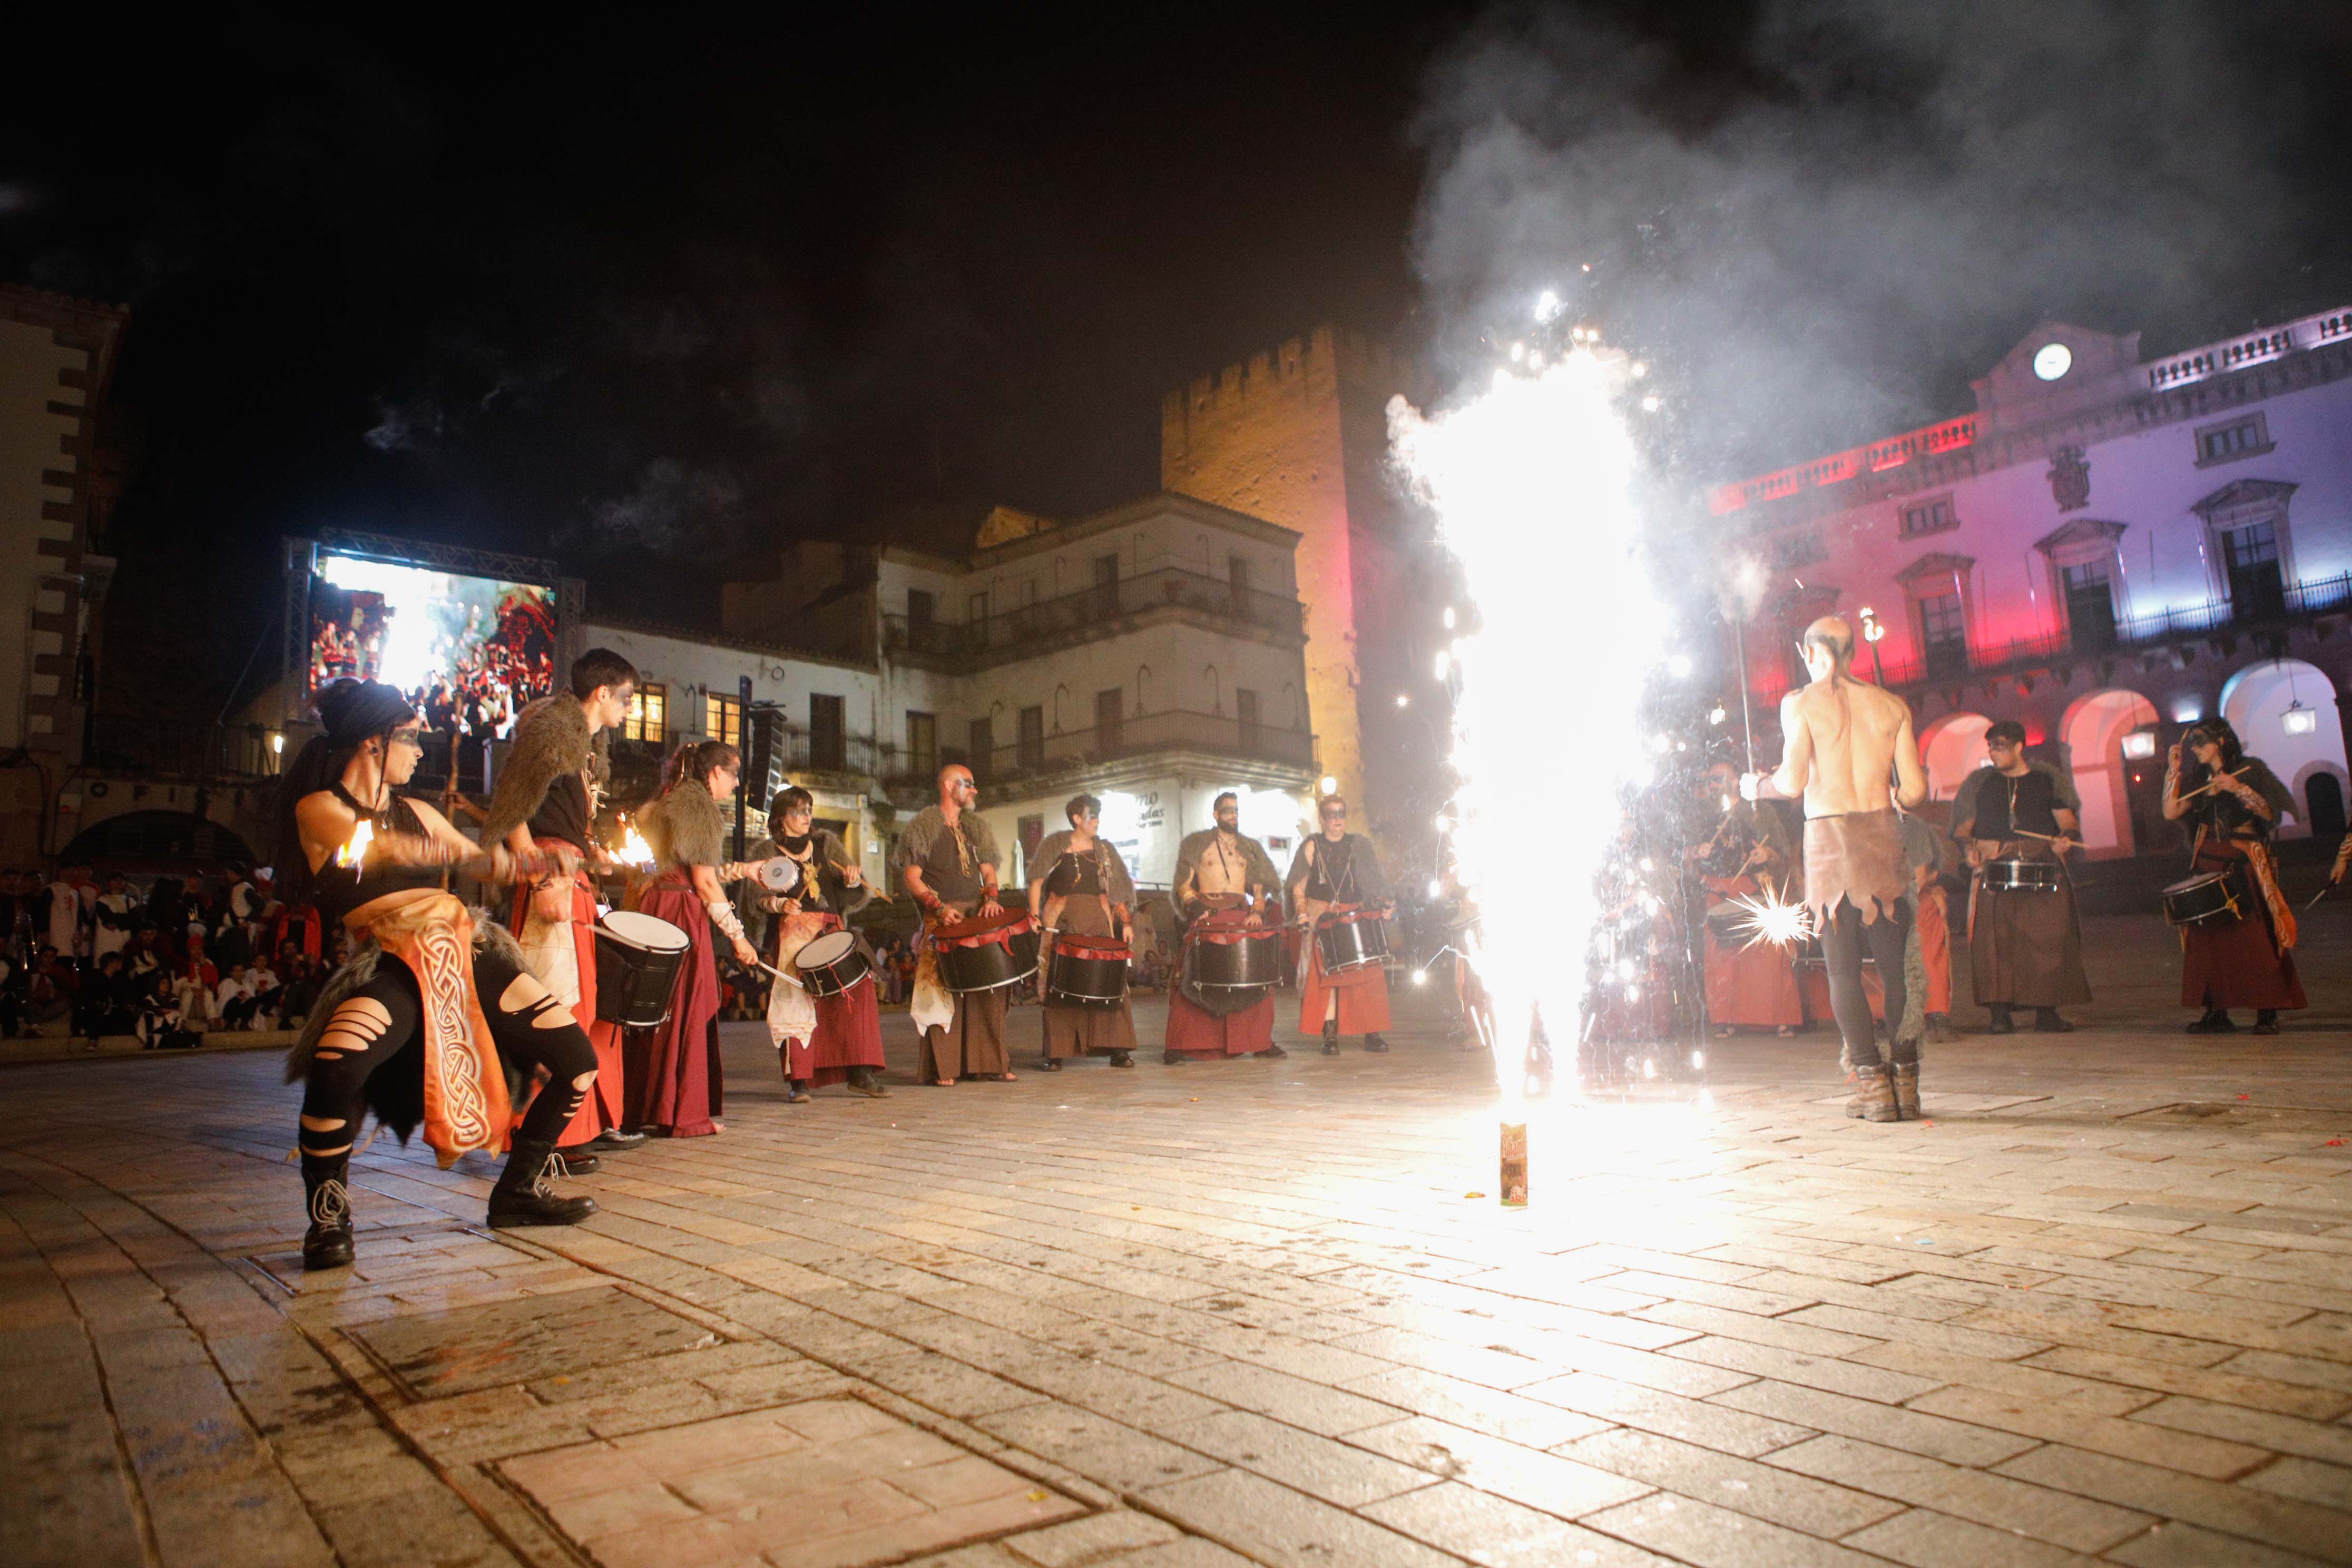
[482,696,594,847]
[648,780,728,871]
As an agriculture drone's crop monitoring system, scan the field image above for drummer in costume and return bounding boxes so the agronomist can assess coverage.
[894,763,1018,1085]
[278,680,598,1270]
[1687,766,1802,1036]
[1167,792,1285,1063]
[483,647,642,1158]
[1286,794,1395,1055]
[1953,721,2090,1034]
[2164,719,2305,1034]
[629,740,762,1135]
[759,786,888,1102]
[1028,793,1140,1070]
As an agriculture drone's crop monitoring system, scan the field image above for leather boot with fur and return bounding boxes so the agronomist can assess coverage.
[1892,1063,1920,1121]
[1846,1065,1899,1123]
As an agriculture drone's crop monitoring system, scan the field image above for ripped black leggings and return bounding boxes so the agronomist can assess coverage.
[1819,897,1913,1071]
[297,944,596,1157]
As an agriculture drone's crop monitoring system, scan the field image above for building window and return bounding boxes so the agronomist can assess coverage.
[1899,496,1958,538]
[2061,561,2116,651]
[967,591,988,624]
[625,683,667,744]
[1095,687,1123,751]
[1018,705,1045,772]
[1236,687,1260,753]
[1229,554,1251,594]
[2223,521,2286,620]
[1769,532,1827,569]
[905,711,936,781]
[2194,414,2271,467]
[809,693,845,771]
[968,717,994,781]
[907,588,935,626]
[704,693,742,748]
[1917,591,1968,678]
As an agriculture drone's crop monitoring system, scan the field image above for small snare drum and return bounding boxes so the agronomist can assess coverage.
[1314,907,1390,974]
[1982,858,2061,894]
[1044,933,1130,1008]
[793,928,871,997]
[934,909,1042,993]
[593,910,691,1028]
[2161,868,2247,927]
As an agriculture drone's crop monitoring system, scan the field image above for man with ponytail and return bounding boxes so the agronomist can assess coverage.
[278,680,600,1271]
[628,739,762,1135]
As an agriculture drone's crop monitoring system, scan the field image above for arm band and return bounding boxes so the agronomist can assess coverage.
[705,897,748,945]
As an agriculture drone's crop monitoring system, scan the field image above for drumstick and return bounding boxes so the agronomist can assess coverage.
[753,959,806,991]
[2172,768,2246,802]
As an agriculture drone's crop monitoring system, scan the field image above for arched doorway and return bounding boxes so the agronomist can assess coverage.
[1919,713,1991,801]
[59,811,259,871]
[2220,659,2348,841]
[2060,689,2161,858]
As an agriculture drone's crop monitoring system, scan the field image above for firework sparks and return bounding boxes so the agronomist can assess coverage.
[1390,343,1667,1109]
[1725,888,1811,951]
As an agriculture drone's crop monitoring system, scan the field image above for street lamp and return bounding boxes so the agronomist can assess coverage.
[1857,606,1887,685]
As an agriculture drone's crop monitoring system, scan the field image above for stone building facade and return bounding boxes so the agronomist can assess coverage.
[1718,307,2352,857]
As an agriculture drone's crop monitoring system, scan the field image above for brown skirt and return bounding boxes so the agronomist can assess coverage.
[1040,896,1136,1059]
[1803,809,1908,928]
[2182,842,2306,1012]
[1971,842,2091,1008]
[920,987,1011,1081]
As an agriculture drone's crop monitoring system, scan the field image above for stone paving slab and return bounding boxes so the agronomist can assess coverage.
[3,910,2351,1565]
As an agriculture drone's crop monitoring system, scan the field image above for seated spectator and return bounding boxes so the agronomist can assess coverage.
[246,957,284,1026]
[74,952,136,1039]
[278,957,320,1027]
[27,943,75,1033]
[215,963,258,1030]
[137,974,198,1050]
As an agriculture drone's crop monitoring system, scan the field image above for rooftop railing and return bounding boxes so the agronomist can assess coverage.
[880,708,1315,793]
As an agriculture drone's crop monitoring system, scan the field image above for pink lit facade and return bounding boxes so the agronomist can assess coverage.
[1719,308,2352,857]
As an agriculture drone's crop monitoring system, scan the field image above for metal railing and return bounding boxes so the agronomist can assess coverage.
[880,709,1314,792]
[884,566,1305,663]
[1765,572,2352,697]
[83,716,283,780]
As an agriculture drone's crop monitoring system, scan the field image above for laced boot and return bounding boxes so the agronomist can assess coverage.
[1322,1020,1340,1056]
[1846,1065,1899,1123]
[1892,1063,1920,1121]
[300,1152,355,1270]
[487,1137,600,1229]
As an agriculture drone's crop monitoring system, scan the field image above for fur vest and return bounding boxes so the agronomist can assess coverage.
[645,780,728,873]
[481,696,609,847]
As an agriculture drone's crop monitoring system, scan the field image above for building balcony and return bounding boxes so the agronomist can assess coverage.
[1765,572,2352,698]
[879,708,1316,796]
[83,716,285,781]
[884,566,1306,668]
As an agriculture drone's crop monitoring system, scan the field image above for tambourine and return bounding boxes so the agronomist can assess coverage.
[758,857,803,895]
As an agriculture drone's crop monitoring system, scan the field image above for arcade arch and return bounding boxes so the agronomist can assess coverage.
[2060,689,2160,858]
[2219,659,2348,841]
[1919,712,1991,801]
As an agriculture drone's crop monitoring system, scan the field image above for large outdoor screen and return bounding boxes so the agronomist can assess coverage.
[307,551,557,739]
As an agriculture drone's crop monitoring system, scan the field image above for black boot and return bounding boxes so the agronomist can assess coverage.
[1256,1043,1287,1059]
[1163,1049,1187,1065]
[846,1066,889,1098]
[300,1152,355,1270]
[1363,1033,1390,1054]
[2032,1010,2073,1034]
[2187,1010,2235,1034]
[1322,1020,1340,1056]
[1039,1055,1063,1071]
[1110,1050,1134,1068]
[1985,1004,2015,1035]
[2253,1009,2281,1036]
[487,1137,600,1229]
[584,1128,647,1152]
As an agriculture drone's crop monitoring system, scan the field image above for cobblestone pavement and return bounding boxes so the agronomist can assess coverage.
[6,912,2351,1567]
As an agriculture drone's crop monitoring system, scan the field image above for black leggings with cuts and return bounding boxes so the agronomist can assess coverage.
[1818,897,1913,1071]
[297,944,596,1158]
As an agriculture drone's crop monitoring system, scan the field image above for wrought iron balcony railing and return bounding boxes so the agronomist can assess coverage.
[884,567,1305,665]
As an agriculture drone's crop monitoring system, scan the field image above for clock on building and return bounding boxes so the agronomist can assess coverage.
[2032,342,2073,381]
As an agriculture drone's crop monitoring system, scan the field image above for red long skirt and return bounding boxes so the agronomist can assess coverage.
[783,986,886,1086]
[1299,923,1390,1035]
[508,867,625,1147]
[1703,924,1803,1028]
[625,872,722,1136]
[1166,988,1275,1055]
[2182,844,2306,1012]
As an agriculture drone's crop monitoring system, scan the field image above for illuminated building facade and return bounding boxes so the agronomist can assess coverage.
[726,493,1320,891]
[1719,308,2352,856]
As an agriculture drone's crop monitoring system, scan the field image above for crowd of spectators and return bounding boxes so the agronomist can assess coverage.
[1,862,334,1048]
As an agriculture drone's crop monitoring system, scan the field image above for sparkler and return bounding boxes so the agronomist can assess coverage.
[1391,334,1669,1182]
[1723,888,1810,951]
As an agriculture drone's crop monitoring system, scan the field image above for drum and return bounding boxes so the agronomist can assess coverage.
[593,910,691,1028]
[934,909,1041,993]
[1044,932,1130,1008]
[1982,858,2061,893]
[758,857,803,895]
[2162,868,2247,927]
[793,928,871,997]
[1703,903,1752,936]
[1183,922,1284,990]
[1314,908,1390,975]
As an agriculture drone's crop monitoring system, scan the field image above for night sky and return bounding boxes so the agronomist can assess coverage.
[6,4,2349,716]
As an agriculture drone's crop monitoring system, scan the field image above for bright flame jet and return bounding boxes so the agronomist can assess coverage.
[1390,345,1668,1109]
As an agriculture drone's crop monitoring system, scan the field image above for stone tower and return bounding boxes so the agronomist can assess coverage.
[1161,326,1432,848]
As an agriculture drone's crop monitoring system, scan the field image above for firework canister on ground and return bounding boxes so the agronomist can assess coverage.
[1500,1122,1528,1207]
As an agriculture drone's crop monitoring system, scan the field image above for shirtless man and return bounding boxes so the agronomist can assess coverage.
[1746,615,1927,1121]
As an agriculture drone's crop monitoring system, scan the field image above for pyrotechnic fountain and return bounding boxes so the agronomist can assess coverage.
[1389,315,1669,1203]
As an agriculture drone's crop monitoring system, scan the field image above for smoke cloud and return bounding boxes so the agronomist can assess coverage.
[1409,1,2352,486]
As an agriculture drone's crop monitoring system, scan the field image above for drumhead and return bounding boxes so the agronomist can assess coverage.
[603,909,690,952]
[2161,873,2226,894]
[759,857,802,893]
[799,929,857,965]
